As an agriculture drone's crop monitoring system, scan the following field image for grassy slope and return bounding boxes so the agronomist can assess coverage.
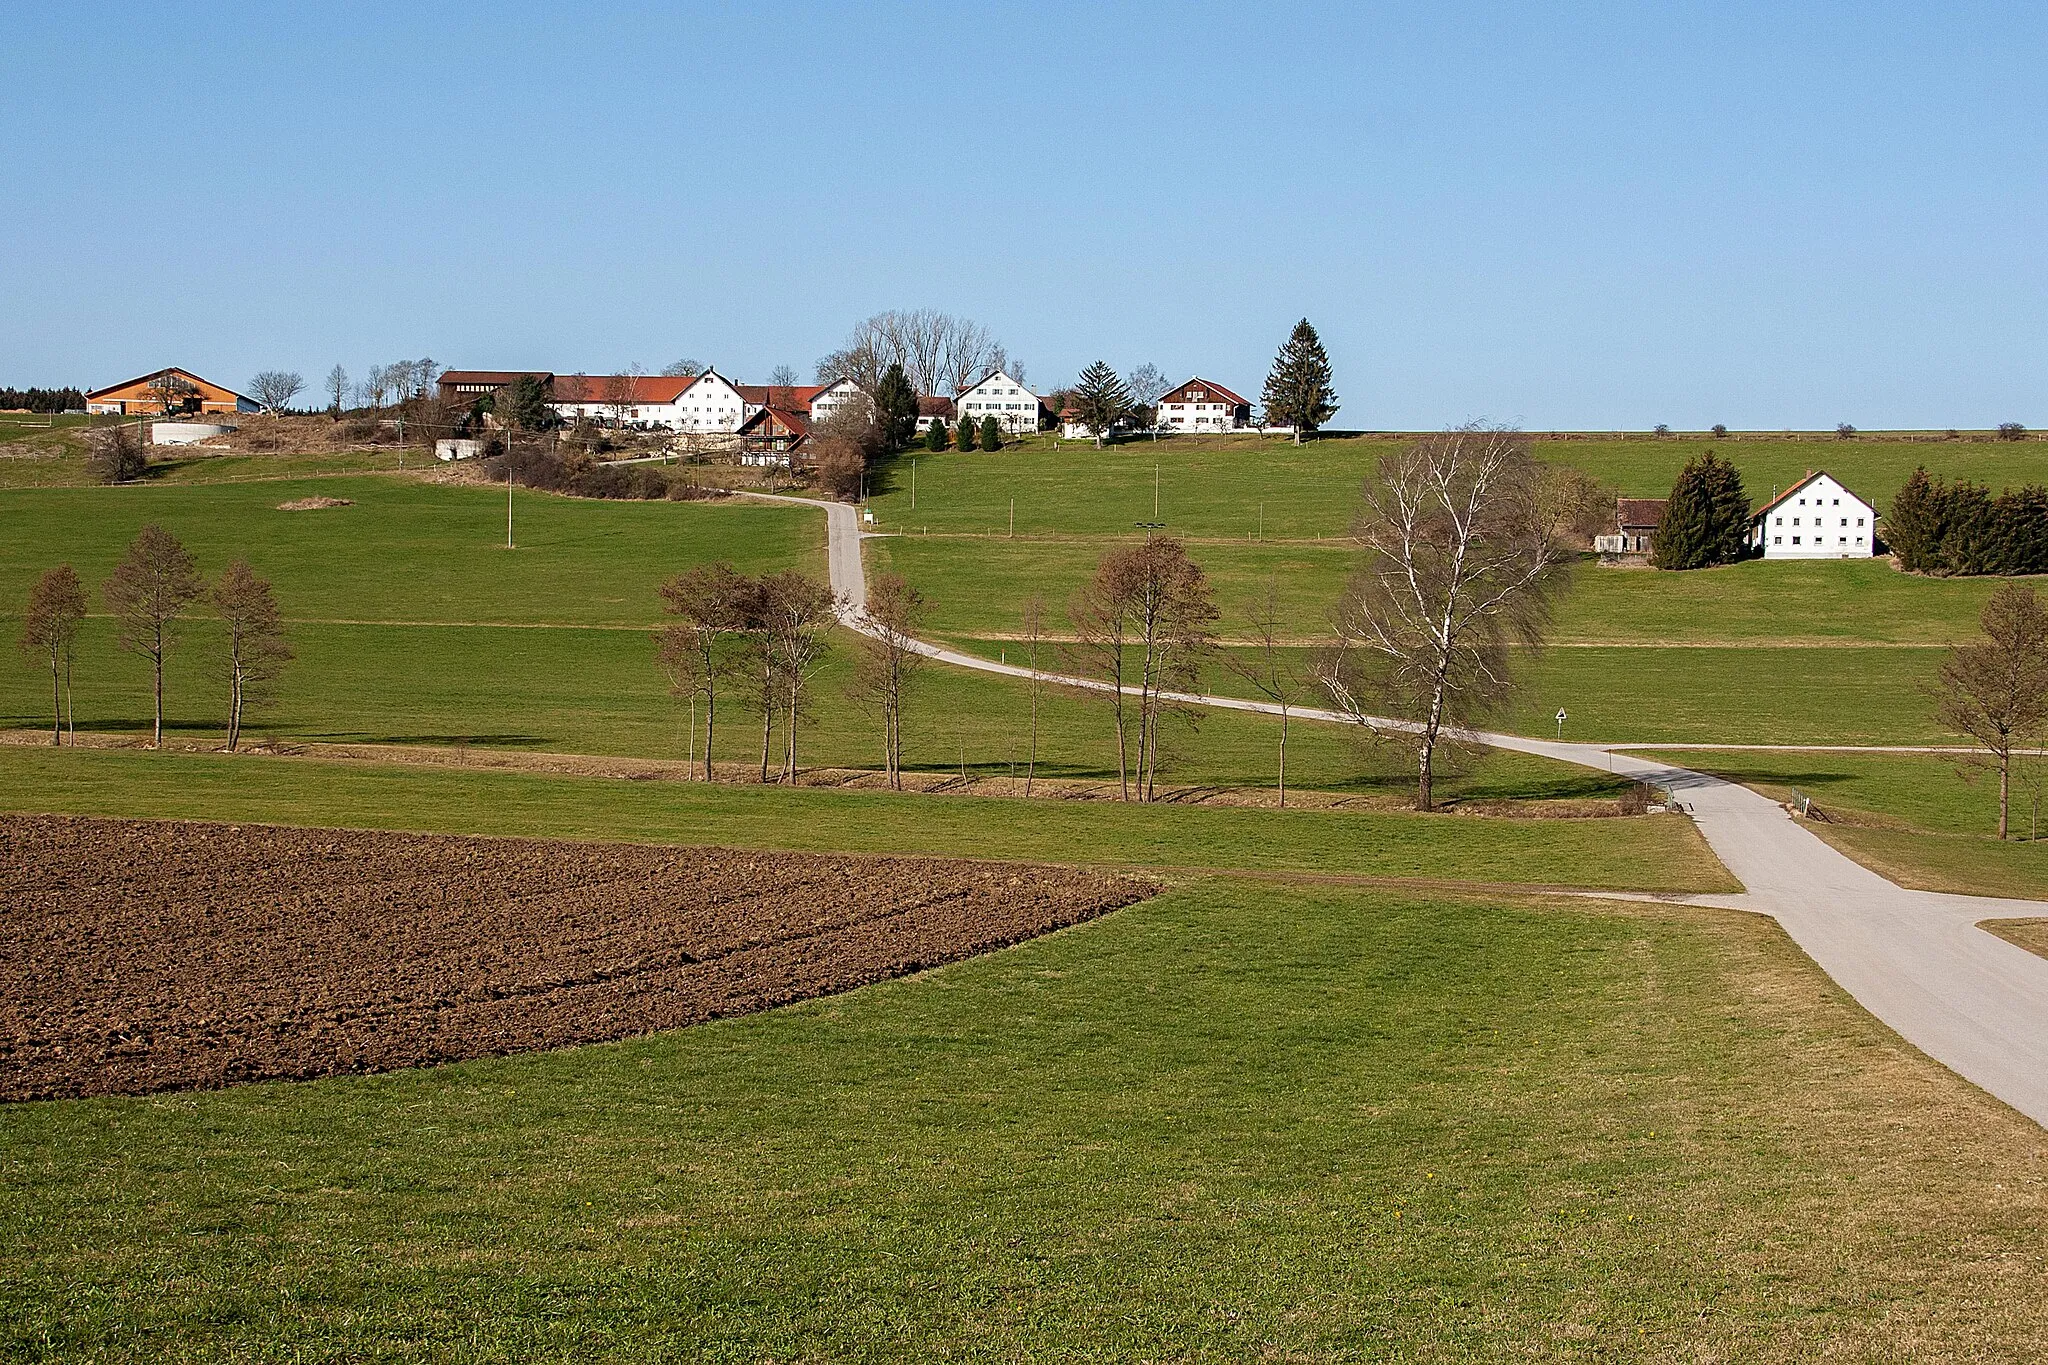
[1642,747,2048,900]
[5,874,2045,1359]
[0,747,1729,892]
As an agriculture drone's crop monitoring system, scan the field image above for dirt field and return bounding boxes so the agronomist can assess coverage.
[0,815,1155,1101]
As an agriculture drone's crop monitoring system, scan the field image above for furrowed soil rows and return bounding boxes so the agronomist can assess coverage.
[0,815,1156,1101]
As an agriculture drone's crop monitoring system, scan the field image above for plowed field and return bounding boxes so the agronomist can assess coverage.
[0,815,1155,1101]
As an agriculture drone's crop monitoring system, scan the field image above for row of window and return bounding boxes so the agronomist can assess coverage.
[1773,515,1865,528]
[1771,535,1867,547]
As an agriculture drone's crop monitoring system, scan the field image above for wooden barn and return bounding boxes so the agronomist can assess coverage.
[85,367,257,416]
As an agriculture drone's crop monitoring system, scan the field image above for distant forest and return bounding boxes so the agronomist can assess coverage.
[0,386,86,412]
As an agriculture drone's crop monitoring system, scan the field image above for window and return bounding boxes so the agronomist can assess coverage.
[1774,536,1783,545]
[1856,517,1864,526]
[1832,498,1839,505]
[1792,536,1801,545]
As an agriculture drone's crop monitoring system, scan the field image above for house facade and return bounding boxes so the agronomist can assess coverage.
[956,372,1044,434]
[915,395,956,432]
[548,374,693,427]
[86,367,257,416]
[1156,377,1250,433]
[1749,471,1876,559]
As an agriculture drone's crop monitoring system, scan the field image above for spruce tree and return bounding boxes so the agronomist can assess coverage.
[1651,451,1751,570]
[1261,318,1337,444]
[1072,361,1131,448]
[925,415,948,451]
[873,363,919,450]
[980,415,1003,451]
[956,415,977,451]
[1885,467,1941,571]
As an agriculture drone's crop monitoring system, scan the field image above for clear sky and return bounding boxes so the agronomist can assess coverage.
[3,1,2041,429]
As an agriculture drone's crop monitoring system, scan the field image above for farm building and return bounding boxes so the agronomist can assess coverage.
[1156,377,1251,433]
[438,368,868,435]
[915,395,956,432]
[86,367,257,416]
[956,372,1047,434]
[437,370,552,404]
[1749,471,1876,559]
[736,403,810,453]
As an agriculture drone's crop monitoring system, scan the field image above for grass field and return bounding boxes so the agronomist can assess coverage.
[1642,747,2048,900]
[6,857,2045,1357]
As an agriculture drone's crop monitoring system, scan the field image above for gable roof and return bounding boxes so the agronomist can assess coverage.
[734,383,827,407]
[438,370,553,388]
[918,395,956,419]
[551,374,692,404]
[1159,376,1249,408]
[1616,498,1667,529]
[1749,470,1871,523]
[956,370,1038,399]
[86,366,252,404]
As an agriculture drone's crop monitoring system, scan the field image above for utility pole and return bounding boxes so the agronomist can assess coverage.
[911,457,917,510]
[1008,497,1014,538]
[1154,462,1160,519]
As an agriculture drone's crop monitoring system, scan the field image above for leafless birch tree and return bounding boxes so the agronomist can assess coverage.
[850,573,928,788]
[213,559,291,751]
[1319,424,1576,810]
[1226,581,1306,806]
[657,562,752,781]
[1022,593,1046,796]
[103,524,205,748]
[20,565,87,745]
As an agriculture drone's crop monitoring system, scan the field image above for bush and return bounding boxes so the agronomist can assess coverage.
[980,415,1003,451]
[495,446,667,500]
[1887,465,2048,575]
[1653,423,1670,437]
[1999,422,2027,441]
[84,425,148,484]
[956,415,976,452]
[1836,423,1857,439]
[1710,423,1728,438]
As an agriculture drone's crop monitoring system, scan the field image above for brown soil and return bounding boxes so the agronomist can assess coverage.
[276,496,354,511]
[0,815,1155,1102]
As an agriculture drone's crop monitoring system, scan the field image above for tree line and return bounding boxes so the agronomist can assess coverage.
[18,526,289,749]
[1886,468,2048,576]
[0,387,85,413]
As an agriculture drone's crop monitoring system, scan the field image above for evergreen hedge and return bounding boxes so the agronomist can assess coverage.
[1887,467,2048,575]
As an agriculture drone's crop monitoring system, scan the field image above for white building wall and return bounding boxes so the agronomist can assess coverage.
[1752,473,1876,559]
[809,379,868,426]
[674,369,758,433]
[1157,400,1244,432]
[956,374,1042,433]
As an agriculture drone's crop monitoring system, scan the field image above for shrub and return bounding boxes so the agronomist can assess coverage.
[1652,423,1670,437]
[1710,423,1728,438]
[1999,422,2027,441]
[1836,423,1857,439]
[1888,465,2048,575]
[980,415,1003,451]
[84,425,148,484]
[956,415,976,452]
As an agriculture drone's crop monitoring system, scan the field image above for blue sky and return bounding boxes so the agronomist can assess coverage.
[3,1,2042,428]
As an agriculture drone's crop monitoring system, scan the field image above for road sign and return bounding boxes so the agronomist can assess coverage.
[1555,707,1568,739]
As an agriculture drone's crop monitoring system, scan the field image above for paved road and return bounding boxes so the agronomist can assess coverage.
[742,492,2048,1128]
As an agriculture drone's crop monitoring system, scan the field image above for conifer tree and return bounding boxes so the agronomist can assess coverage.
[1651,451,1751,570]
[1885,467,1941,571]
[925,414,949,451]
[956,415,977,451]
[872,363,919,450]
[1071,361,1131,448]
[980,415,1003,451]
[1261,318,1337,444]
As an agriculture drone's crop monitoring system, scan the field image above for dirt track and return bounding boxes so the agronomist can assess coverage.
[0,815,1155,1101]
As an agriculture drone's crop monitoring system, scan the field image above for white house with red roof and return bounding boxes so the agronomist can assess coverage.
[548,373,693,427]
[956,371,1045,434]
[1748,471,1876,559]
[1156,377,1251,433]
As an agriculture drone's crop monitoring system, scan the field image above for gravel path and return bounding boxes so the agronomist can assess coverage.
[743,490,2048,1128]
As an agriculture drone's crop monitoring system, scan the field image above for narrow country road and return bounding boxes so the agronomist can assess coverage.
[745,491,2048,1129]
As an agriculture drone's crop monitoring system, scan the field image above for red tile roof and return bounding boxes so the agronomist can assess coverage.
[1159,376,1249,408]
[1749,470,1869,522]
[919,396,956,419]
[735,384,827,407]
[551,374,692,404]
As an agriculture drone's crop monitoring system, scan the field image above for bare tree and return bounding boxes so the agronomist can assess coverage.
[363,364,392,410]
[815,337,888,397]
[20,565,87,745]
[147,371,197,415]
[1068,537,1216,800]
[1226,580,1306,807]
[213,559,291,751]
[1124,363,1168,429]
[1319,424,1575,810]
[103,524,205,748]
[84,424,147,484]
[1022,594,1046,796]
[761,571,838,781]
[1934,581,2048,839]
[850,573,928,788]
[602,364,645,428]
[325,364,349,419]
[819,310,1006,397]
[661,358,704,378]
[768,364,800,388]
[656,562,751,780]
[248,371,305,414]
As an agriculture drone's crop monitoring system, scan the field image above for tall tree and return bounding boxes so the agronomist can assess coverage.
[768,364,801,387]
[103,524,204,748]
[850,573,928,788]
[1261,319,1338,444]
[325,364,349,419]
[1319,425,1575,811]
[602,365,645,428]
[955,414,977,452]
[1651,451,1752,569]
[1022,594,1046,796]
[1071,361,1130,448]
[1123,363,1168,429]
[19,565,87,745]
[818,310,1007,398]
[872,362,920,450]
[212,559,291,752]
[761,571,838,781]
[656,562,752,780]
[501,374,557,431]
[248,371,305,414]
[146,371,197,415]
[979,414,1003,452]
[661,358,705,377]
[1934,581,2048,839]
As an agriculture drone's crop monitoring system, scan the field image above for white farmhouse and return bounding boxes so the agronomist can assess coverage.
[1156,377,1251,433]
[671,367,760,433]
[806,378,868,426]
[956,372,1045,434]
[549,374,693,428]
[1749,471,1877,559]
